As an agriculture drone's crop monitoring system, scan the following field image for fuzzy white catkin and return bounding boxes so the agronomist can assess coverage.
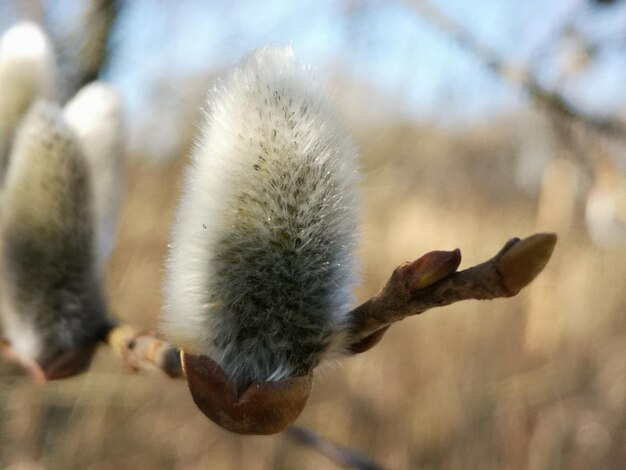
[162,47,360,386]
[0,101,109,366]
[64,82,126,270]
[0,23,56,181]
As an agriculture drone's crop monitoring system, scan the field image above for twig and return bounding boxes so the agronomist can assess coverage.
[106,237,557,368]
[105,324,182,378]
[285,426,387,470]
[347,233,557,351]
[104,234,557,392]
[405,0,626,140]
[50,0,120,100]
[117,234,554,363]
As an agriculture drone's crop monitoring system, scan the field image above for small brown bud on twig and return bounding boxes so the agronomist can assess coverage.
[402,249,462,291]
[496,233,557,295]
[347,233,557,352]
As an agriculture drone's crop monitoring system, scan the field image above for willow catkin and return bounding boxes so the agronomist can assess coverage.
[162,47,360,387]
[0,23,56,180]
[64,82,126,270]
[0,101,109,368]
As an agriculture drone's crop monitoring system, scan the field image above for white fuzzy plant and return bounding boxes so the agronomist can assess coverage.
[0,23,556,439]
[0,22,56,183]
[64,82,126,271]
[0,101,110,377]
[0,22,126,380]
[162,47,361,388]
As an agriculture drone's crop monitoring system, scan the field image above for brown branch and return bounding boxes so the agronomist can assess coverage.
[104,234,557,373]
[405,0,626,140]
[50,0,120,100]
[285,426,387,470]
[105,324,182,378]
[347,233,557,351]
[102,233,557,395]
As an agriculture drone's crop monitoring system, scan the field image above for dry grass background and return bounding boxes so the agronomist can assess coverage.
[0,118,625,469]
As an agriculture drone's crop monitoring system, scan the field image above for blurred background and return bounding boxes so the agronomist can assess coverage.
[0,0,625,468]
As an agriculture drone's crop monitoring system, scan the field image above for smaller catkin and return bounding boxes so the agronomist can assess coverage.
[0,23,56,180]
[162,47,360,387]
[0,101,109,368]
[64,82,126,270]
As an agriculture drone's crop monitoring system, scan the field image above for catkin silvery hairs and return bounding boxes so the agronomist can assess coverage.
[162,46,360,432]
[0,22,55,183]
[0,101,112,380]
[0,22,125,381]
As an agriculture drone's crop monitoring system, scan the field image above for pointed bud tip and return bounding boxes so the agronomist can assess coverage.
[497,232,557,294]
[404,248,462,291]
[348,325,390,354]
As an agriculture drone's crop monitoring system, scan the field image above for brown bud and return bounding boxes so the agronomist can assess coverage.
[401,249,462,291]
[496,233,557,294]
[1,340,96,382]
[348,325,390,354]
[182,352,312,435]
[43,344,98,380]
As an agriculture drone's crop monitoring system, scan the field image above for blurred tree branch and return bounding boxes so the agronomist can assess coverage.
[405,0,626,141]
[75,0,119,88]
[51,0,120,100]
[285,426,386,470]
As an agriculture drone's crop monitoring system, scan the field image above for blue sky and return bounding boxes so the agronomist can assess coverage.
[105,0,522,124]
[2,0,625,129]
